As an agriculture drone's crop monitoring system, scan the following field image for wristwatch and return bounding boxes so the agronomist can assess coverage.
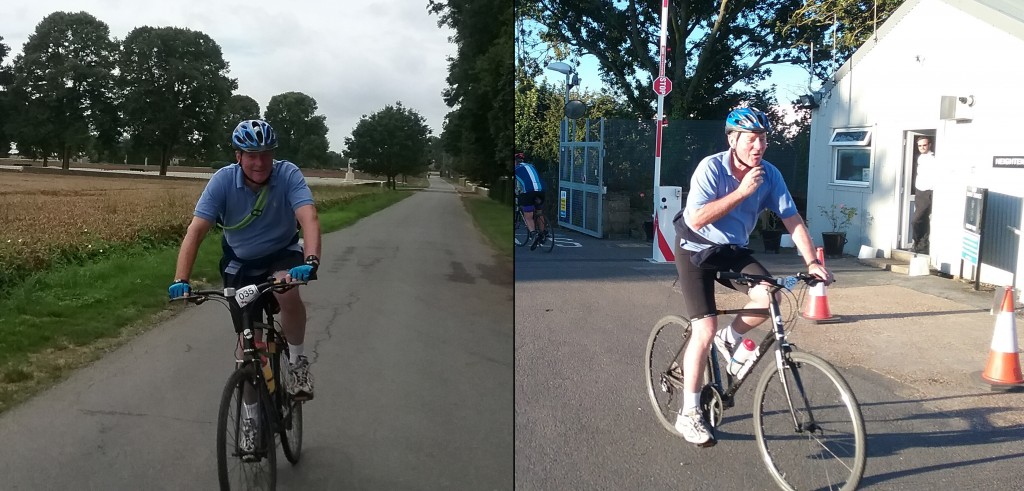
[806,259,822,267]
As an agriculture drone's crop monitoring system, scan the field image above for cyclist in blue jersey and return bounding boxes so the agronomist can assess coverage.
[514,152,549,250]
[671,107,833,446]
[168,120,321,451]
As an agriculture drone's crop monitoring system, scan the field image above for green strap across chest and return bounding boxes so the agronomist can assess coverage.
[218,185,269,231]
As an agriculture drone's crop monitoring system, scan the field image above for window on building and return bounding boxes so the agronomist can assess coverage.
[829,128,872,186]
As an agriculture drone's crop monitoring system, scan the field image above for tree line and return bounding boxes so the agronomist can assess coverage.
[514,0,903,178]
[0,11,434,183]
[428,0,514,192]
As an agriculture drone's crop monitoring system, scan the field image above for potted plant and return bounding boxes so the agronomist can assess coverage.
[757,210,785,253]
[818,203,858,257]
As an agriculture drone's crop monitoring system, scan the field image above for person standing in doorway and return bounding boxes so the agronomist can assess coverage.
[912,137,935,253]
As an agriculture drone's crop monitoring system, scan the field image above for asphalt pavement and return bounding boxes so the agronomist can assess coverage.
[515,227,1024,490]
[0,176,513,490]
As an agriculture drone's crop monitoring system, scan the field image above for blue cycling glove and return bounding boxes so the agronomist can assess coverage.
[288,255,319,282]
[168,279,190,299]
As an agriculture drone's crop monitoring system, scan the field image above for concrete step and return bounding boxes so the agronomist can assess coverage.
[860,249,935,276]
[891,248,930,263]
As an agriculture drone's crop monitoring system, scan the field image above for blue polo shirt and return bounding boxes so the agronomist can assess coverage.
[681,150,796,252]
[194,160,315,260]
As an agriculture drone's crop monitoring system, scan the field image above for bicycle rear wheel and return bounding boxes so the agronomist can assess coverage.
[753,351,866,491]
[277,346,303,464]
[644,315,712,435]
[217,366,277,490]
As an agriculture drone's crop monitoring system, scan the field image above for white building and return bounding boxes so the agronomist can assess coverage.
[805,0,1024,288]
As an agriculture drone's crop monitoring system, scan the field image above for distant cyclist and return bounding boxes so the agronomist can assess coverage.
[671,107,832,446]
[514,152,548,250]
[168,119,321,452]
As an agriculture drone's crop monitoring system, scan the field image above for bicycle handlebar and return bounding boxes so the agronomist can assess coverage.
[716,271,827,289]
[169,277,309,306]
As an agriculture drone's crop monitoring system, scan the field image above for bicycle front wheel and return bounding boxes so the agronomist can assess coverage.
[753,351,867,491]
[514,212,530,247]
[217,366,277,490]
[278,347,303,464]
[644,315,711,435]
[540,215,555,253]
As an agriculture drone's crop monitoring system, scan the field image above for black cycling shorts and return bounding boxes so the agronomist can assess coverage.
[674,241,770,320]
[220,246,304,333]
[519,191,545,212]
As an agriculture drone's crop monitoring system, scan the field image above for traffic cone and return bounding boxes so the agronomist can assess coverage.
[802,247,839,323]
[981,287,1023,388]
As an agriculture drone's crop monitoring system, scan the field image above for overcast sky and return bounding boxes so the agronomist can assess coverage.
[1,1,456,153]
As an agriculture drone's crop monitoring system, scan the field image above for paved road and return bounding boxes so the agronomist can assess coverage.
[0,176,513,490]
[515,228,1024,490]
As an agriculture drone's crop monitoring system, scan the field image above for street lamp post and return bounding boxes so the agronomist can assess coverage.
[546,61,575,152]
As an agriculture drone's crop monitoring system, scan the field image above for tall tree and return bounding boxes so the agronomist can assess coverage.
[0,36,11,155]
[263,91,330,168]
[429,0,514,188]
[118,26,236,175]
[523,0,902,119]
[344,102,431,190]
[6,12,119,169]
[216,94,261,161]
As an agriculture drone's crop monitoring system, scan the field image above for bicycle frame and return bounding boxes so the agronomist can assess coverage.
[176,279,304,429]
[708,277,819,432]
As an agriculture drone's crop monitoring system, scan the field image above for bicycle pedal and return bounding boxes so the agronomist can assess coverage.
[240,453,262,463]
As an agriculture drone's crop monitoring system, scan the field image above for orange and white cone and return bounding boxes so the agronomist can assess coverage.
[981,286,1023,387]
[802,247,838,323]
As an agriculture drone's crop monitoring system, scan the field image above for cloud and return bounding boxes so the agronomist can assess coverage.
[0,0,455,154]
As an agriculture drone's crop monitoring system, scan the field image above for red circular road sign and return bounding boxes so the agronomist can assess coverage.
[653,76,672,96]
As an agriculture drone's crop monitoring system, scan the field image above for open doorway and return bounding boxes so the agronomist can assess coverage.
[898,130,936,251]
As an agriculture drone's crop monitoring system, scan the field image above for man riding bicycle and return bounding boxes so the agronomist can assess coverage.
[671,107,833,446]
[168,119,322,450]
[514,152,548,250]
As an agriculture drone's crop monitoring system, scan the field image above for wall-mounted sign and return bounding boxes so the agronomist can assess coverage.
[993,156,1024,168]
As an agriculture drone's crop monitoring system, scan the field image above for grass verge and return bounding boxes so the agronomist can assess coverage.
[461,194,512,259]
[0,190,411,413]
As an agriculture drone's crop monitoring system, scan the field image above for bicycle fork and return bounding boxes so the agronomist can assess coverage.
[762,294,822,434]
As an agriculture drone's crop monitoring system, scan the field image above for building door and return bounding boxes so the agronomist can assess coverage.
[898,130,936,250]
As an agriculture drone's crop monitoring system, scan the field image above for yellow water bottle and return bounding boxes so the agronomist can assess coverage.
[255,341,276,392]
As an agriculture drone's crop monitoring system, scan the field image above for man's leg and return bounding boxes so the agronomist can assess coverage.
[677,314,716,446]
[273,271,314,400]
[911,190,931,252]
[917,190,932,251]
[728,284,772,335]
[674,252,717,446]
[522,210,536,232]
[724,258,775,338]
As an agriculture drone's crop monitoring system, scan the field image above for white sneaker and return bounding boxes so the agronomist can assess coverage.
[288,355,314,401]
[675,408,715,447]
[713,333,736,359]
[240,417,258,454]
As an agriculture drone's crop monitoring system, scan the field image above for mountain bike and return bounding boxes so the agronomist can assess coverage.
[513,195,555,252]
[174,278,307,490]
[644,272,866,491]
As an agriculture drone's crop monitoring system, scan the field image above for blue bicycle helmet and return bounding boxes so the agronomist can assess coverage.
[231,119,279,152]
[725,107,771,134]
